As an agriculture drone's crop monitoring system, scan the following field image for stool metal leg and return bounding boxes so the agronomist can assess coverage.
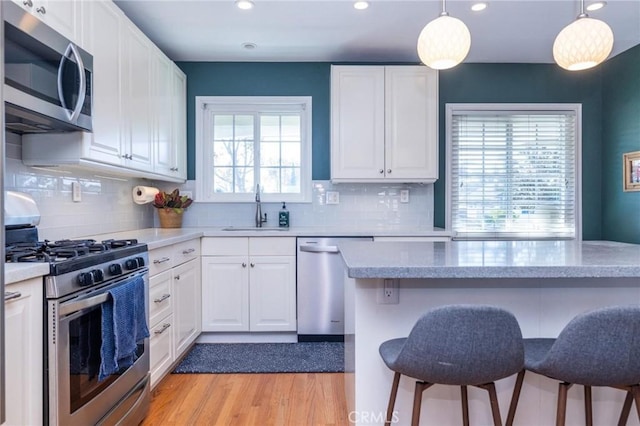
[584,385,593,426]
[477,382,503,426]
[411,381,433,426]
[506,369,525,426]
[385,372,401,426]
[461,385,469,426]
[556,382,573,426]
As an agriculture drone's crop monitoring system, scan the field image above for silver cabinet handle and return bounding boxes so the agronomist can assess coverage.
[4,291,22,302]
[153,294,171,303]
[182,248,195,254]
[250,263,255,268]
[154,323,171,335]
[22,0,33,7]
[153,257,171,264]
[36,5,46,14]
[174,275,181,281]
[387,169,392,174]
[379,169,384,174]
[242,262,247,267]
[299,245,340,253]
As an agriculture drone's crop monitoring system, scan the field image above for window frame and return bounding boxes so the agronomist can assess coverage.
[445,103,583,241]
[195,96,313,203]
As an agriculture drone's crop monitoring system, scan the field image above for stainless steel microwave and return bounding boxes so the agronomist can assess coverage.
[3,1,92,134]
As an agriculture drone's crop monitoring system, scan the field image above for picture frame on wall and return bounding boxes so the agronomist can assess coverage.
[623,151,640,192]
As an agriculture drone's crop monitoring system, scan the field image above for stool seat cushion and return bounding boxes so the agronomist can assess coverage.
[522,307,640,386]
[378,304,523,386]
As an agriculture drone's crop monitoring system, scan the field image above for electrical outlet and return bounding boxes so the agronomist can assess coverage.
[72,181,82,202]
[326,191,340,204]
[377,279,399,304]
[400,189,409,203]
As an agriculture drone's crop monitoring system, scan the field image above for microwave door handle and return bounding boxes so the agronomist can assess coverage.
[56,43,86,123]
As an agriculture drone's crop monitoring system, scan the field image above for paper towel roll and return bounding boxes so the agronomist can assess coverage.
[133,186,159,205]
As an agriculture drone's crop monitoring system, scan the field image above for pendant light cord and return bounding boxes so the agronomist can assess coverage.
[578,0,588,18]
[440,0,449,17]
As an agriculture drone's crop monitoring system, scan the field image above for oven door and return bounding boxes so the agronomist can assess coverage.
[48,271,149,426]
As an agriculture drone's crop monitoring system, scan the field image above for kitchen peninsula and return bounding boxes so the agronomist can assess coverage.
[339,240,640,426]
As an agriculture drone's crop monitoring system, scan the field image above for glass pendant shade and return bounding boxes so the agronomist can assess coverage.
[417,15,471,70]
[553,16,614,71]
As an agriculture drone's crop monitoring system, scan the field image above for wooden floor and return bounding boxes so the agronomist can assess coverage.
[142,373,350,426]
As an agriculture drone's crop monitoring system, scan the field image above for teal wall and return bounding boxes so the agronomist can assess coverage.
[437,64,603,239]
[178,60,623,241]
[176,62,331,181]
[601,45,640,244]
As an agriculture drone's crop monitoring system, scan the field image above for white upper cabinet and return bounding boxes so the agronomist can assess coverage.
[170,66,188,180]
[79,0,124,165]
[331,65,439,183]
[12,0,79,42]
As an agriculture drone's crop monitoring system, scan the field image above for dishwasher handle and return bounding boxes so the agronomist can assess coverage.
[299,245,340,253]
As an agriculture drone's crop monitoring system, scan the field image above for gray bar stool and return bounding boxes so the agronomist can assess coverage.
[379,304,524,426]
[506,305,640,426]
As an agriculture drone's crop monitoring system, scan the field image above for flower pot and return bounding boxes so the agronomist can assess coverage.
[157,208,183,228]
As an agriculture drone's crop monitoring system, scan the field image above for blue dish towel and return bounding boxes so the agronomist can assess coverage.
[99,276,150,381]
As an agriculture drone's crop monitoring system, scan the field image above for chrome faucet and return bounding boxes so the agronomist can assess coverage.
[255,184,267,227]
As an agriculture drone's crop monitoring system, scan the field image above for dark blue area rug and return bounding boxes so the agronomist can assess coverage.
[173,342,344,374]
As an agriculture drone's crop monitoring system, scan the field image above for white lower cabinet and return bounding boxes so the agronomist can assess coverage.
[148,239,201,389]
[3,277,43,426]
[201,237,296,333]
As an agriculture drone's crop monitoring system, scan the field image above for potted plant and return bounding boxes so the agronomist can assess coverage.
[153,189,193,228]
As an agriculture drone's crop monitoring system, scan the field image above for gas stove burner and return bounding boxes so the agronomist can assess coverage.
[101,239,139,249]
[6,249,51,263]
[5,238,143,264]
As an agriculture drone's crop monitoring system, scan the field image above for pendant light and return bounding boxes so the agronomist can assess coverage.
[553,0,614,71]
[417,0,471,70]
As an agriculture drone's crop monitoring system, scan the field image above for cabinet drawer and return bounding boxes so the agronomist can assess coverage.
[148,245,174,275]
[173,239,200,266]
[249,237,295,256]
[150,314,174,389]
[149,270,172,325]
[201,237,248,256]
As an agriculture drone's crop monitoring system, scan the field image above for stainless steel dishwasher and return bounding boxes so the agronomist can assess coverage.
[297,236,373,341]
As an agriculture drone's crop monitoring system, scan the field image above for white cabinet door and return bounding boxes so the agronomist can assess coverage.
[201,256,250,332]
[149,315,173,388]
[173,258,201,357]
[171,66,188,180]
[3,278,43,426]
[79,0,124,165]
[249,256,297,332]
[12,0,78,42]
[331,66,385,180]
[384,66,438,181]
[121,21,153,171]
[152,50,173,176]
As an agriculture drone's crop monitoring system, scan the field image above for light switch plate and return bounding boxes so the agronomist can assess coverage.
[72,181,82,202]
[400,189,409,203]
[326,191,339,204]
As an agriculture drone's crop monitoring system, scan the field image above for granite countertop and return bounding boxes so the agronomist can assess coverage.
[338,240,640,279]
[5,263,50,285]
[198,226,451,238]
[85,228,204,250]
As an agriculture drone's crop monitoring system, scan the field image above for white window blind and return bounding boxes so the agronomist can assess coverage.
[448,105,580,240]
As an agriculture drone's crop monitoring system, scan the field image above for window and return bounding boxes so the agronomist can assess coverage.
[446,104,581,240]
[195,96,312,203]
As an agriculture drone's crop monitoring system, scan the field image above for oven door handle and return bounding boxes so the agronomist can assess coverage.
[59,292,110,317]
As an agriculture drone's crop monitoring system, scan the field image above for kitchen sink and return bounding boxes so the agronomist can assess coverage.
[222,226,290,231]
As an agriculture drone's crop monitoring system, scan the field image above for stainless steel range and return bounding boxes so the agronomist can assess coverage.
[5,205,151,425]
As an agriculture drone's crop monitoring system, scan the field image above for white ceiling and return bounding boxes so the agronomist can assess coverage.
[113,0,640,64]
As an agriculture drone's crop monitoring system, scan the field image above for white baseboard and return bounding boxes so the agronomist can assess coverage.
[196,332,298,343]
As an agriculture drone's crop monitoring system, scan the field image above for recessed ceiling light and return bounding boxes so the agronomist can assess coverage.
[242,42,257,50]
[586,1,607,11]
[235,0,254,10]
[471,2,487,12]
[354,1,369,10]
